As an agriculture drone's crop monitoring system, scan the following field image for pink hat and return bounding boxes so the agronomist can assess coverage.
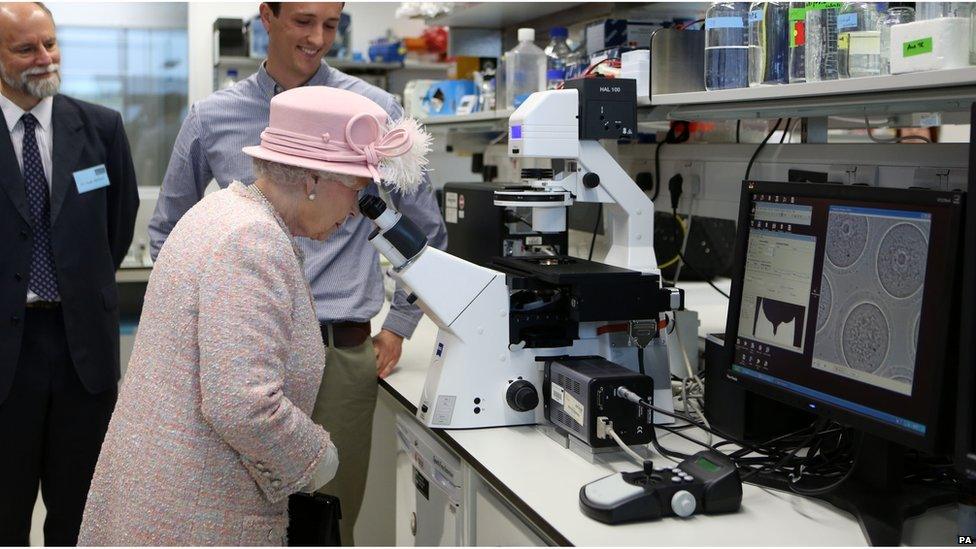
[243,86,431,193]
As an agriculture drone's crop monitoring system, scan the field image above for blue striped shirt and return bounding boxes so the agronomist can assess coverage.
[148,61,447,338]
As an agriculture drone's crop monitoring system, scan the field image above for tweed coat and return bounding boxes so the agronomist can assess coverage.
[79,182,330,546]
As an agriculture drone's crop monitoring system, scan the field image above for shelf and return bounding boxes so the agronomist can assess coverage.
[424,2,585,28]
[420,109,514,131]
[215,57,448,73]
[650,67,976,120]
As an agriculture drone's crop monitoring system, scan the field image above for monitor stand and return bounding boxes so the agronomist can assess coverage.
[748,434,956,546]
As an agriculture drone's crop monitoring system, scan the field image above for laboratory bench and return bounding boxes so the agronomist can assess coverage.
[366,282,958,546]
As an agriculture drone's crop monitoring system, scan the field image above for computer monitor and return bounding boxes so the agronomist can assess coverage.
[956,103,976,479]
[724,181,964,453]
[722,180,965,545]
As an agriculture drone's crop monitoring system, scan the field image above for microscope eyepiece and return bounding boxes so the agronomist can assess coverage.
[358,194,387,220]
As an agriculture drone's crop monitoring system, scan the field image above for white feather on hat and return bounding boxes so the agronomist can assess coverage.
[378,116,432,194]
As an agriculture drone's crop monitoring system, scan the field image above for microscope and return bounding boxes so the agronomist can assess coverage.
[361,79,681,432]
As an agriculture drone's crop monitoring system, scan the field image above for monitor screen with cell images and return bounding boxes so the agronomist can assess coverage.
[724,181,964,451]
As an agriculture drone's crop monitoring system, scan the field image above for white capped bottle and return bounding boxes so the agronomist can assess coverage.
[505,28,547,109]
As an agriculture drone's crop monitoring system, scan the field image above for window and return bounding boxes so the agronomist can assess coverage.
[58,23,188,187]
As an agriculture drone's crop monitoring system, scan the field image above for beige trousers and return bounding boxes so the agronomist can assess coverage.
[311,327,378,547]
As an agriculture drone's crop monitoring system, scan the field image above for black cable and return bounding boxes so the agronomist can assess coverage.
[651,140,666,202]
[651,124,690,203]
[736,120,741,143]
[622,391,769,457]
[744,118,783,181]
[779,118,791,143]
[636,346,645,375]
[788,431,862,495]
[740,418,829,481]
[587,204,603,261]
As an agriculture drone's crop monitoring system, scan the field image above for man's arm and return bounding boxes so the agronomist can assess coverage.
[105,112,139,269]
[148,104,213,260]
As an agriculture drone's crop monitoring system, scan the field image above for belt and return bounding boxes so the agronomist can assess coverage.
[25,301,60,310]
[320,321,371,348]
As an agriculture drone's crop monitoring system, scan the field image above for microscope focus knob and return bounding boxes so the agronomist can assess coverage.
[671,490,697,518]
[583,172,600,189]
[506,380,539,412]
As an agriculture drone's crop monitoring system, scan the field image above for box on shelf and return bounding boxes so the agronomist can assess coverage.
[422,80,480,116]
[620,49,650,105]
[449,56,497,80]
[889,17,973,74]
[586,19,662,55]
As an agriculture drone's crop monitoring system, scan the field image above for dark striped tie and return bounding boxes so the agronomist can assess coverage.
[21,113,60,301]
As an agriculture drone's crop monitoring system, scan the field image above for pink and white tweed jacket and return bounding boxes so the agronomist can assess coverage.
[79,182,329,546]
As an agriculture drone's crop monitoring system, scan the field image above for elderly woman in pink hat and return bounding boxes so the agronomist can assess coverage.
[77,87,430,546]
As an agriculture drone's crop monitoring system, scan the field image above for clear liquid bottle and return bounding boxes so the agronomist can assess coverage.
[838,2,884,78]
[878,3,913,75]
[916,2,970,20]
[805,3,840,81]
[221,68,238,89]
[505,28,547,109]
[705,2,750,90]
[544,26,572,90]
[789,2,807,83]
[749,2,790,85]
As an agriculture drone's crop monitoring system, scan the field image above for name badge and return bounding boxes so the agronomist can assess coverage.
[73,164,110,193]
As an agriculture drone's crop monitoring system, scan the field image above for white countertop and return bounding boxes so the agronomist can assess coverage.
[375,281,953,546]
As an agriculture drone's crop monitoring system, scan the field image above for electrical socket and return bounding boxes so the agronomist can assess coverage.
[680,161,702,197]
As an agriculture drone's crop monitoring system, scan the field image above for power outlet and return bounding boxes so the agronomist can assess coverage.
[679,161,703,198]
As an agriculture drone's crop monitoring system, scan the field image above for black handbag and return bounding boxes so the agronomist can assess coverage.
[287,492,342,546]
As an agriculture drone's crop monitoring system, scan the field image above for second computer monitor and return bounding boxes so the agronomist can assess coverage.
[724,181,964,451]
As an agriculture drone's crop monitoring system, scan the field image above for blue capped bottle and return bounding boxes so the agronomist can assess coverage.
[705,2,751,90]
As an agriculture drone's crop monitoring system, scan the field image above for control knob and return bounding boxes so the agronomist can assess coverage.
[671,490,697,518]
[506,380,539,412]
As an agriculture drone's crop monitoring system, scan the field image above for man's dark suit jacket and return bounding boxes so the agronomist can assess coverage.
[0,94,138,404]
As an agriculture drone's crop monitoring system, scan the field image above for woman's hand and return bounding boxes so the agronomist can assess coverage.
[373,329,403,379]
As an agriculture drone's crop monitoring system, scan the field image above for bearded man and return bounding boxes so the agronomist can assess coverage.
[0,2,138,545]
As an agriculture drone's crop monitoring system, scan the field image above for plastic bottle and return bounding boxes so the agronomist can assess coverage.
[749,2,790,85]
[705,2,750,90]
[805,2,841,81]
[838,2,884,78]
[788,2,807,83]
[544,26,572,90]
[915,2,970,20]
[565,46,590,80]
[220,68,238,89]
[505,28,547,109]
[878,4,913,75]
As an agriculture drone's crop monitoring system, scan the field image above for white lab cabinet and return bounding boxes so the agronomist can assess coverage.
[395,414,466,546]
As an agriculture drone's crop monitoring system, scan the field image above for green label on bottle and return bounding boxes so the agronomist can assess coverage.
[789,7,806,21]
[806,2,843,10]
[902,37,933,58]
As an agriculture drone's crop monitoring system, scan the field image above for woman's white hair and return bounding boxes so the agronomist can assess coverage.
[252,157,361,189]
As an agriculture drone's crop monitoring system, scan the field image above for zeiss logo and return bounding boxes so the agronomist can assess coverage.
[436,343,444,357]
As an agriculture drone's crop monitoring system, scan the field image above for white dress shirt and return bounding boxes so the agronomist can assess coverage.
[1,93,56,302]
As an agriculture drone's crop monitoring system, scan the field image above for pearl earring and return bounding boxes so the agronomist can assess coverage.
[307,192,317,201]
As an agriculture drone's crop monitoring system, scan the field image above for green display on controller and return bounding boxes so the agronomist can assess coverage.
[695,457,721,473]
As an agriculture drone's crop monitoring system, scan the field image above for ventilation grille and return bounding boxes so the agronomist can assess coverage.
[553,371,582,396]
